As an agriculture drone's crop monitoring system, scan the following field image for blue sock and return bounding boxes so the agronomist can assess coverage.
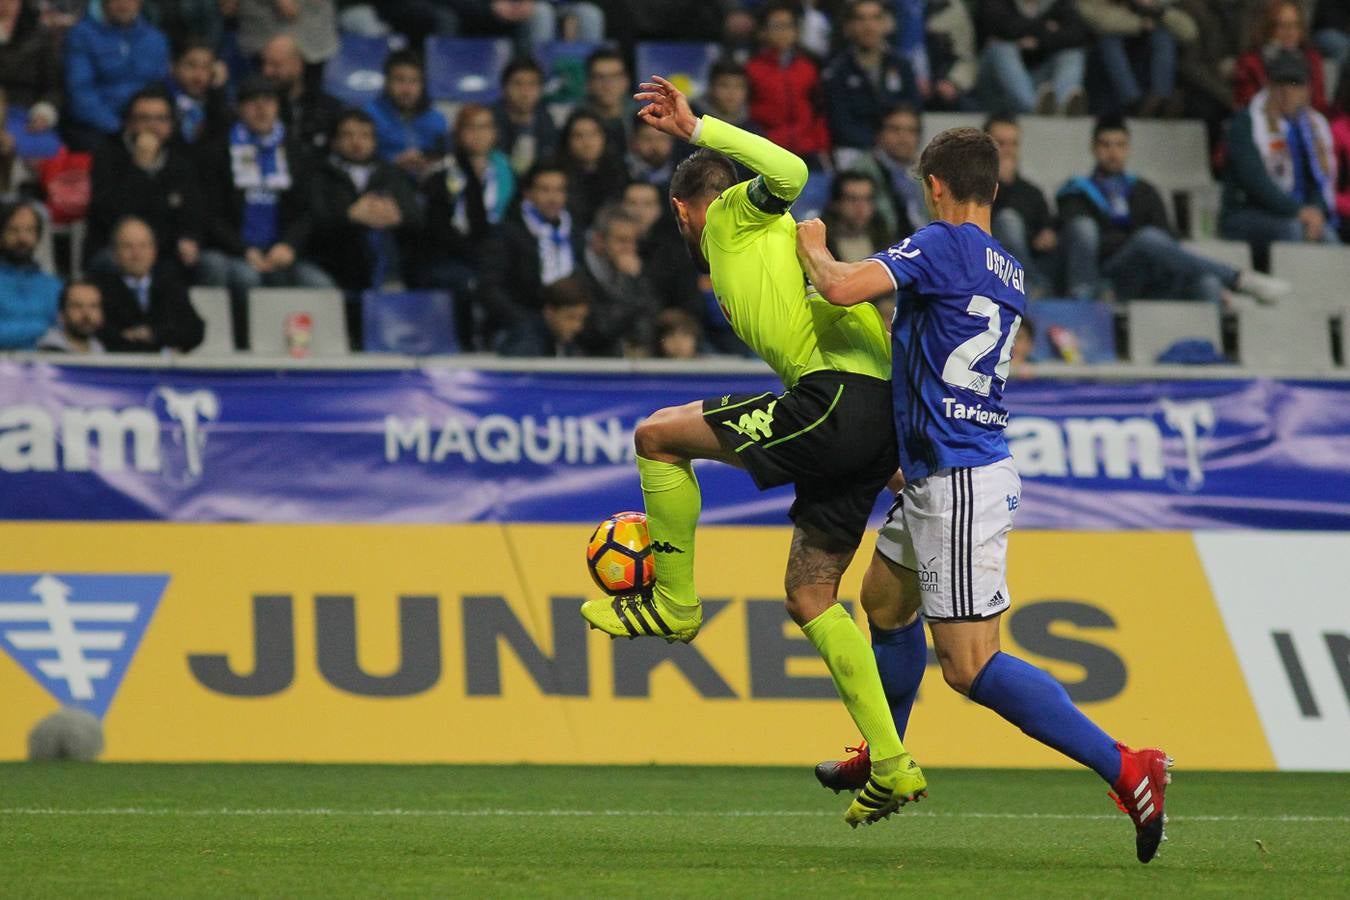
[968,651,1122,784]
[870,617,927,740]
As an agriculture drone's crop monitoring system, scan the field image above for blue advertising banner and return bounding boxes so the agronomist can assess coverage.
[1,361,1348,529]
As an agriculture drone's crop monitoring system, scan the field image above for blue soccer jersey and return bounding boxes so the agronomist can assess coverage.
[868,221,1027,483]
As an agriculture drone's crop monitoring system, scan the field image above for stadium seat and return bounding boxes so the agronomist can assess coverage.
[323,33,395,106]
[425,37,514,103]
[536,40,601,104]
[1126,119,1211,231]
[792,172,832,221]
[633,42,722,100]
[1270,242,1350,311]
[188,287,235,355]
[1338,313,1349,368]
[1027,298,1117,363]
[246,288,349,357]
[1125,300,1222,364]
[1016,116,1094,208]
[1236,306,1335,369]
[918,111,983,146]
[1125,119,1209,191]
[361,290,459,355]
[1181,238,1251,273]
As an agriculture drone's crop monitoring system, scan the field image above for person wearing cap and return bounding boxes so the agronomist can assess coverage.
[197,73,333,349]
[1220,47,1340,271]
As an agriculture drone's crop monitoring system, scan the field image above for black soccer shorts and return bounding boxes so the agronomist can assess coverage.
[702,370,897,548]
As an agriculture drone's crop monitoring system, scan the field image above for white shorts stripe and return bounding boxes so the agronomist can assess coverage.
[874,458,1020,621]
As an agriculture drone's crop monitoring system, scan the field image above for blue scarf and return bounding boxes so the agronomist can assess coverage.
[1059,172,1139,227]
[230,121,290,250]
[169,80,206,143]
[520,200,574,285]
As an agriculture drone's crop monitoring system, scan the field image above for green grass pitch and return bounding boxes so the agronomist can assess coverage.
[1,764,1346,897]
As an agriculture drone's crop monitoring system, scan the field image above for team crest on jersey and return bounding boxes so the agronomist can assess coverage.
[887,238,921,260]
[0,574,168,718]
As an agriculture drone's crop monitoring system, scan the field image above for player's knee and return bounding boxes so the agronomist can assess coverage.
[783,586,830,627]
[633,412,671,458]
[938,658,980,696]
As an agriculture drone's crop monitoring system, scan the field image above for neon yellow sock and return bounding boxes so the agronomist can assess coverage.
[802,603,906,763]
[636,455,700,609]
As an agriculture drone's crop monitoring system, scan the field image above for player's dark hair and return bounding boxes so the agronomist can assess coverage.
[669,148,737,202]
[983,112,1017,133]
[708,59,748,84]
[502,56,544,85]
[585,46,627,77]
[916,126,998,205]
[1093,114,1129,142]
[541,275,591,309]
[522,161,567,191]
[59,279,101,312]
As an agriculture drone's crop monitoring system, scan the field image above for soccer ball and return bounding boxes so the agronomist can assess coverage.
[586,511,656,596]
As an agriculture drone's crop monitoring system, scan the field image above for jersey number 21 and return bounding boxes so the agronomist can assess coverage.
[941,295,1022,396]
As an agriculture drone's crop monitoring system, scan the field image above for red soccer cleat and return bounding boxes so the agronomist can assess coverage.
[1108,743,1174,863]
[814,742,871,793]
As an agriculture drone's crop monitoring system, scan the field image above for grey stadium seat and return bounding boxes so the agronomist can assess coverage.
[1126,300,1222,364]
[1339,313,1350,368]
[247,288,350,357]
[188,287,235,355]
[1270,242,1350,311]
[1016,116,1093,206]
[1181,239,1251,273]
[1236,306,1334,369]
[1125,119,1210,193]
[919,111,983,146]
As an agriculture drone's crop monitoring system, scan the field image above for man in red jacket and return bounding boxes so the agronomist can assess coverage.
[745,2,831,168]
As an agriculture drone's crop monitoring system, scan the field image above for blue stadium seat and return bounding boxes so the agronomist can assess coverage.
[1027,298,1117,364]
[425,37,514,103]
[535,40,602,103]
[324,33,396,107]
[362,290,459,355]
[792,172,833,221]
[633,41,722,100]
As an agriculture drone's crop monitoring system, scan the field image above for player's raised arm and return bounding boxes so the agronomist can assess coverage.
[794,218,895,306]
[636,75,808,206]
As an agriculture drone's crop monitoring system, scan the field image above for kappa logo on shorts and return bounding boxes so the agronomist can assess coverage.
[724,400,778,442]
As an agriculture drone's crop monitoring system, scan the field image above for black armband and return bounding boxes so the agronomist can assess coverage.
[747,176,793,215]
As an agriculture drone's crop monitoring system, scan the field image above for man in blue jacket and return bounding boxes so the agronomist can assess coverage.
[822,0,919,153]
[63,0,170,152]
[0,201,61,350]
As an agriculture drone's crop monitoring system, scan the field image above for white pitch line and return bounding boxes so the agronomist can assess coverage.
[0,808,1346,824]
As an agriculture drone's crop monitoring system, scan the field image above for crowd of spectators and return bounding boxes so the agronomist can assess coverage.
[0,0,1344,360]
